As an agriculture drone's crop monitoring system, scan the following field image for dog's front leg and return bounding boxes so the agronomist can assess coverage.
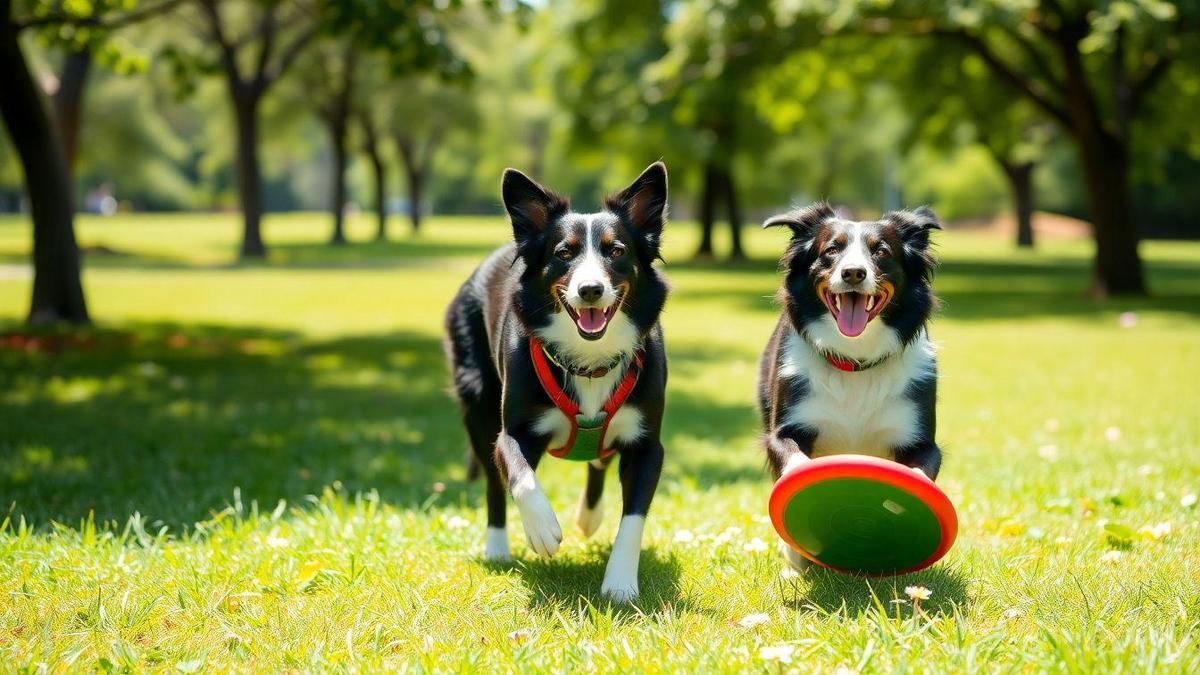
[766,426,817,572]
[893,440,942,480]
[495,430,561,558]
[601,440,664,602]
[766,425,818,479]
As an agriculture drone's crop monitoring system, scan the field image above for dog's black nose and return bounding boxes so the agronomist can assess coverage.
[841,267,867,284]
[578,282,604,303]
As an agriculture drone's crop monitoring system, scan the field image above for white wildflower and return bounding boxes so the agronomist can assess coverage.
[904,585,932,601]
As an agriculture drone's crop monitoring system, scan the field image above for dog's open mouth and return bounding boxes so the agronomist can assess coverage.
[559,289,623,340]
[821,288,891,338]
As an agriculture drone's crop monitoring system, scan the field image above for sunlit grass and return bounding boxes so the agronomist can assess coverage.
[1,213,1198,671]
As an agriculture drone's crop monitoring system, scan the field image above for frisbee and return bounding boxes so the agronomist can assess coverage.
[769,454,957,576]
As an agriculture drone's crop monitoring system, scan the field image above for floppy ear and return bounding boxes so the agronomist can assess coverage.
[889,206,941,281]
[501,168,569,254]
[606,162,668,258]
[762,203,835,249]
[890,205,942,253]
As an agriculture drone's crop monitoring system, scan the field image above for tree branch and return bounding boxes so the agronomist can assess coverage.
[14,0,184,32]
[264,23,317,84]
[253,4,277,88]
[198,0,243,89]
[936,28,1072,127]
[998,22,1062,91]
[1129,53,1173,114]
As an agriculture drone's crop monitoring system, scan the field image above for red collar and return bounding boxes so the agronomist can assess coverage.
[823,352,888,372]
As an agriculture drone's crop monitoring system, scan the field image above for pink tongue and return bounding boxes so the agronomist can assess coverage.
[577,307,608,333]
[835,293,870,337]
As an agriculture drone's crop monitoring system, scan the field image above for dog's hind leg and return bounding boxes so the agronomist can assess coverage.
[465,405,508,561]
[446,292,509,561]
[574,459,609,538]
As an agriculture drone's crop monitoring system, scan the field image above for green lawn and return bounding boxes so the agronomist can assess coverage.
[1,212,1199,671]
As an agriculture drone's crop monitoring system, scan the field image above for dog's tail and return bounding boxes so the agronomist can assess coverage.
[465,451,480,482]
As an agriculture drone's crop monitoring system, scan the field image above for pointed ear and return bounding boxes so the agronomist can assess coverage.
[762,203,834,247]
[606,162,668,256]
[502,168,568,253]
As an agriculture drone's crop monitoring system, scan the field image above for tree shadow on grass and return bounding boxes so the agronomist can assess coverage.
[498,546,697,617]
[0,235,503,271]
[0,323,474,529]
[783,563,970,619]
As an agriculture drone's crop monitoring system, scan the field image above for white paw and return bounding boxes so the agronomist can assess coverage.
[483,526,512,562]
[601,577,639,603]
[513,475,561,558]
[779,539,811,572]
[602,515,645,603]
[781,452,811,477]
[911,466,929,477]
[574,493,604,538]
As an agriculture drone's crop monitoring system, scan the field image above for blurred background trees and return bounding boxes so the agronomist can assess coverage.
[3,0,1199,324]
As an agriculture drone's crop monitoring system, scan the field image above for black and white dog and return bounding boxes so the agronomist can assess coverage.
[756,203,943,569]
[444,163,670,601]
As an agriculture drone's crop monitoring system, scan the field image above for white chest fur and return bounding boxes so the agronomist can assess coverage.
[533,366,645,449]
[780,327,935,458]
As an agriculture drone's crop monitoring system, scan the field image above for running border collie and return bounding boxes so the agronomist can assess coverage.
[444,163,669,601]
[756,203,942,570]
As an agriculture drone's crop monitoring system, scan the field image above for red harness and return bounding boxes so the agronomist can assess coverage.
[529,337,644,461]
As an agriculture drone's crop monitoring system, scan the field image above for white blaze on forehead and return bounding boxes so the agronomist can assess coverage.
[565,215,618,307]
[829,221,877,293]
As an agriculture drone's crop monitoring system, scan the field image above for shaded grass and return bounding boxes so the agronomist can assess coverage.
[0,213,1198,671]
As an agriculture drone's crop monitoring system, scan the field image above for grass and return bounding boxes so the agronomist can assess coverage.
[1,212,1199,671]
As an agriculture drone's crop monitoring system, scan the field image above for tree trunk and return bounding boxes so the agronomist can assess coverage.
[232,92,266,258]
[52,49,92,175]
[406,169,423,234]
[369,150,386,241]
[1054,26,1145,296]
[396,138,426,234]
[327,117,348,245]
[0,7,89,324]
[1001,161,1035,248]
[361,116,387,241]
[1076,132,1144,296]
[722,165,745,260]
[695,162,717,259]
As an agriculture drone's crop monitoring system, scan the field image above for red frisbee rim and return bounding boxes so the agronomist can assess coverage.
[769,455,958,576]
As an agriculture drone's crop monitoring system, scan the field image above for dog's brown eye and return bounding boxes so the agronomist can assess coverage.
[823,245,839,257]
[875,247,890,258]
[556,248,574,261]
[610,245,625,258]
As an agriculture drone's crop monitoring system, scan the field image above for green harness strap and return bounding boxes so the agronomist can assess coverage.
[529,337,644,462]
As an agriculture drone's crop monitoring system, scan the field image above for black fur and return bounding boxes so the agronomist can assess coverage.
[758,204,944,483]
[444,163,671,562]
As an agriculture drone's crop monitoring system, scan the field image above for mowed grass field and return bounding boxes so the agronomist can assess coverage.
[1,212,1199,672]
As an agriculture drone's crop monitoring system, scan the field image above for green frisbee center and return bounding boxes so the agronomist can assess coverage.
[781,477,940,574]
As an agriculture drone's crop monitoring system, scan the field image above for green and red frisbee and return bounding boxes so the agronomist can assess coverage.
[769,455,958,576]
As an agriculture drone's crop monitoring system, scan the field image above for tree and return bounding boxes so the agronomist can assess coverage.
[561,0,791,260]
[801,0,1200,296]
[898,44,1055,247]
[173,0,318,258]
[357,97,389,241]
[298,39,356,245]
[0,0,177,324]
[387,76,477,234]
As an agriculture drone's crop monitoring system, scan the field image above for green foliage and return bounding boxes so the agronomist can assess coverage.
[0,214,1198,669]
[903,145,1009,221]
